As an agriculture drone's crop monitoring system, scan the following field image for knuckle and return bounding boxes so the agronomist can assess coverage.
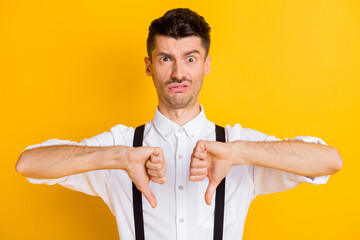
[190,163,197,169]
[155,147,163,154]
[160,177,167,184]
[191,157,199,163]
[152,179,160,184]
[151,171,162,177]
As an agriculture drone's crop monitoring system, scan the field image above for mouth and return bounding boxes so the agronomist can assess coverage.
[168,82,190,93]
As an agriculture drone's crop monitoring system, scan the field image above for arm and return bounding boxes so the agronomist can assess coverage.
[16,144,166,208]
[190,140,343,205]
[230,140,343,177]
[16,145,129,179]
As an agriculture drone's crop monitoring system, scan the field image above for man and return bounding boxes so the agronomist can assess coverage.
[16,8,342,240]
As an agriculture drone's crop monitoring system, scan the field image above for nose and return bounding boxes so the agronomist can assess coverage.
[170,61,186,81]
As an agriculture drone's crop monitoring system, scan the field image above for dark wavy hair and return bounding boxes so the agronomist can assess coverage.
[147,8,211,61]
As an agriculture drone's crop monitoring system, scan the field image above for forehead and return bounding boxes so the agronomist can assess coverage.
[152,35,205,56]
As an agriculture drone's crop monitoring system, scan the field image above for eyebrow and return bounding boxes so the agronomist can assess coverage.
[157,52,174,58]
[156,49,201,58]
[183,50,200,56]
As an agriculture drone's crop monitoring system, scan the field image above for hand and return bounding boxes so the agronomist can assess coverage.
[125,147,167,208]
[189,140,234,205]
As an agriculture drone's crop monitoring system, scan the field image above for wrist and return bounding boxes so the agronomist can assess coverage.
[230,141,251,166]
[105,145,131,170]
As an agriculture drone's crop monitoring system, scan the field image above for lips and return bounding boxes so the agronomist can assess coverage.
[168,82,190,93]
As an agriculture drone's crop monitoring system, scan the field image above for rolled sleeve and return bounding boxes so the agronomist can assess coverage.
[226,124,330,197]
[25,139,84,186]
[252,134,330,196]
[283,135,330,186]
[23,131,115,202]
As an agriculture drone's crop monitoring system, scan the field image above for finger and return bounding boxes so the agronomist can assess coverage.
[190,158,207,168]
[147,169,165,178]
[150,152,162,163]
[205,181,218,205]
[195,140,207,153]
[146,160,162,171]
[139,184,157,208]
[190,167,207,176]
[189,174,207,182]
[153,147,159,156]
[156,150,166,171]
[150,175,167,184]
[154,147,165,157]
[193,151,207,160]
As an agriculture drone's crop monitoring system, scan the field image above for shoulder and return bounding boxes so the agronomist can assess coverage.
[83,122,158,147]
[109,122,155,147]
[108,124,136,147]
[225,123,279,142]
[80,124,137,147]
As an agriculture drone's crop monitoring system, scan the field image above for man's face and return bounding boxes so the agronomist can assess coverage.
[145,35,211,109]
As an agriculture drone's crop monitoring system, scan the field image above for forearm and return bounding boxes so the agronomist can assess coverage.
[230,140,343,177]
[16,145,129,179]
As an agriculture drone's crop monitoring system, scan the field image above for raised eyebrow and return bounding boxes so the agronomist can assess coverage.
[157,52,174,59]
[184,50,200,56]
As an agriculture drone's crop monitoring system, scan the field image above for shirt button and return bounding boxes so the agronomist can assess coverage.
[178,185,183,191]
[178,155,183,159]
[179,218,184,223]
[191,134,195,138]
[177,129,183,134]
[164,134,169,138]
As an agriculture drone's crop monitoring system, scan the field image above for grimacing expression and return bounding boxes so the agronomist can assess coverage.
[145,35,211,109]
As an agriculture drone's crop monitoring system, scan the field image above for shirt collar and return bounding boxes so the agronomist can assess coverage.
[152,104,209,142]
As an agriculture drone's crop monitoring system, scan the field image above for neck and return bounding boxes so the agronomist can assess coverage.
[158,102,201,126]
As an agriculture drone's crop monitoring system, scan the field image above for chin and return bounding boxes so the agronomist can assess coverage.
[166,98,195,109]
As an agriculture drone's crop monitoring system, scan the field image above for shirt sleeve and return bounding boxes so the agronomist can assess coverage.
[226,124,330,198]
[23,131,115,204]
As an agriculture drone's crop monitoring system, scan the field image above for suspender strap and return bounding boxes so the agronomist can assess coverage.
[132,124,145,240]
[132,124,226,240]
[213,125,226,240]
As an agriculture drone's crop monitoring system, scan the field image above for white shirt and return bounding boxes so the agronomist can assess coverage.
[25,105,329,240]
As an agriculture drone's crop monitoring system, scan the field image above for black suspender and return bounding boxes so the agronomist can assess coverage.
[132,124,145,240]
[213,125,226,240]
[132,124,226,240]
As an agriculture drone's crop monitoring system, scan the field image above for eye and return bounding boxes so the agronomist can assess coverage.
[187,56,196,62]
[160,57,171,62]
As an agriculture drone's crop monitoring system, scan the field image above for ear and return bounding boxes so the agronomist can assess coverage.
[144,57,152,76]
[204,55,211,75]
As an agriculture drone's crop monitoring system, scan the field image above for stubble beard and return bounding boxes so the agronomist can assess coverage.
[164,92,195,109]
[158,79,201,109]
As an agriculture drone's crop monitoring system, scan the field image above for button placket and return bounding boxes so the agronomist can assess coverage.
[175,134,187,240]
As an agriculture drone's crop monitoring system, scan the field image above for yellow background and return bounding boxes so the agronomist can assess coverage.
[1,0,359,239]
